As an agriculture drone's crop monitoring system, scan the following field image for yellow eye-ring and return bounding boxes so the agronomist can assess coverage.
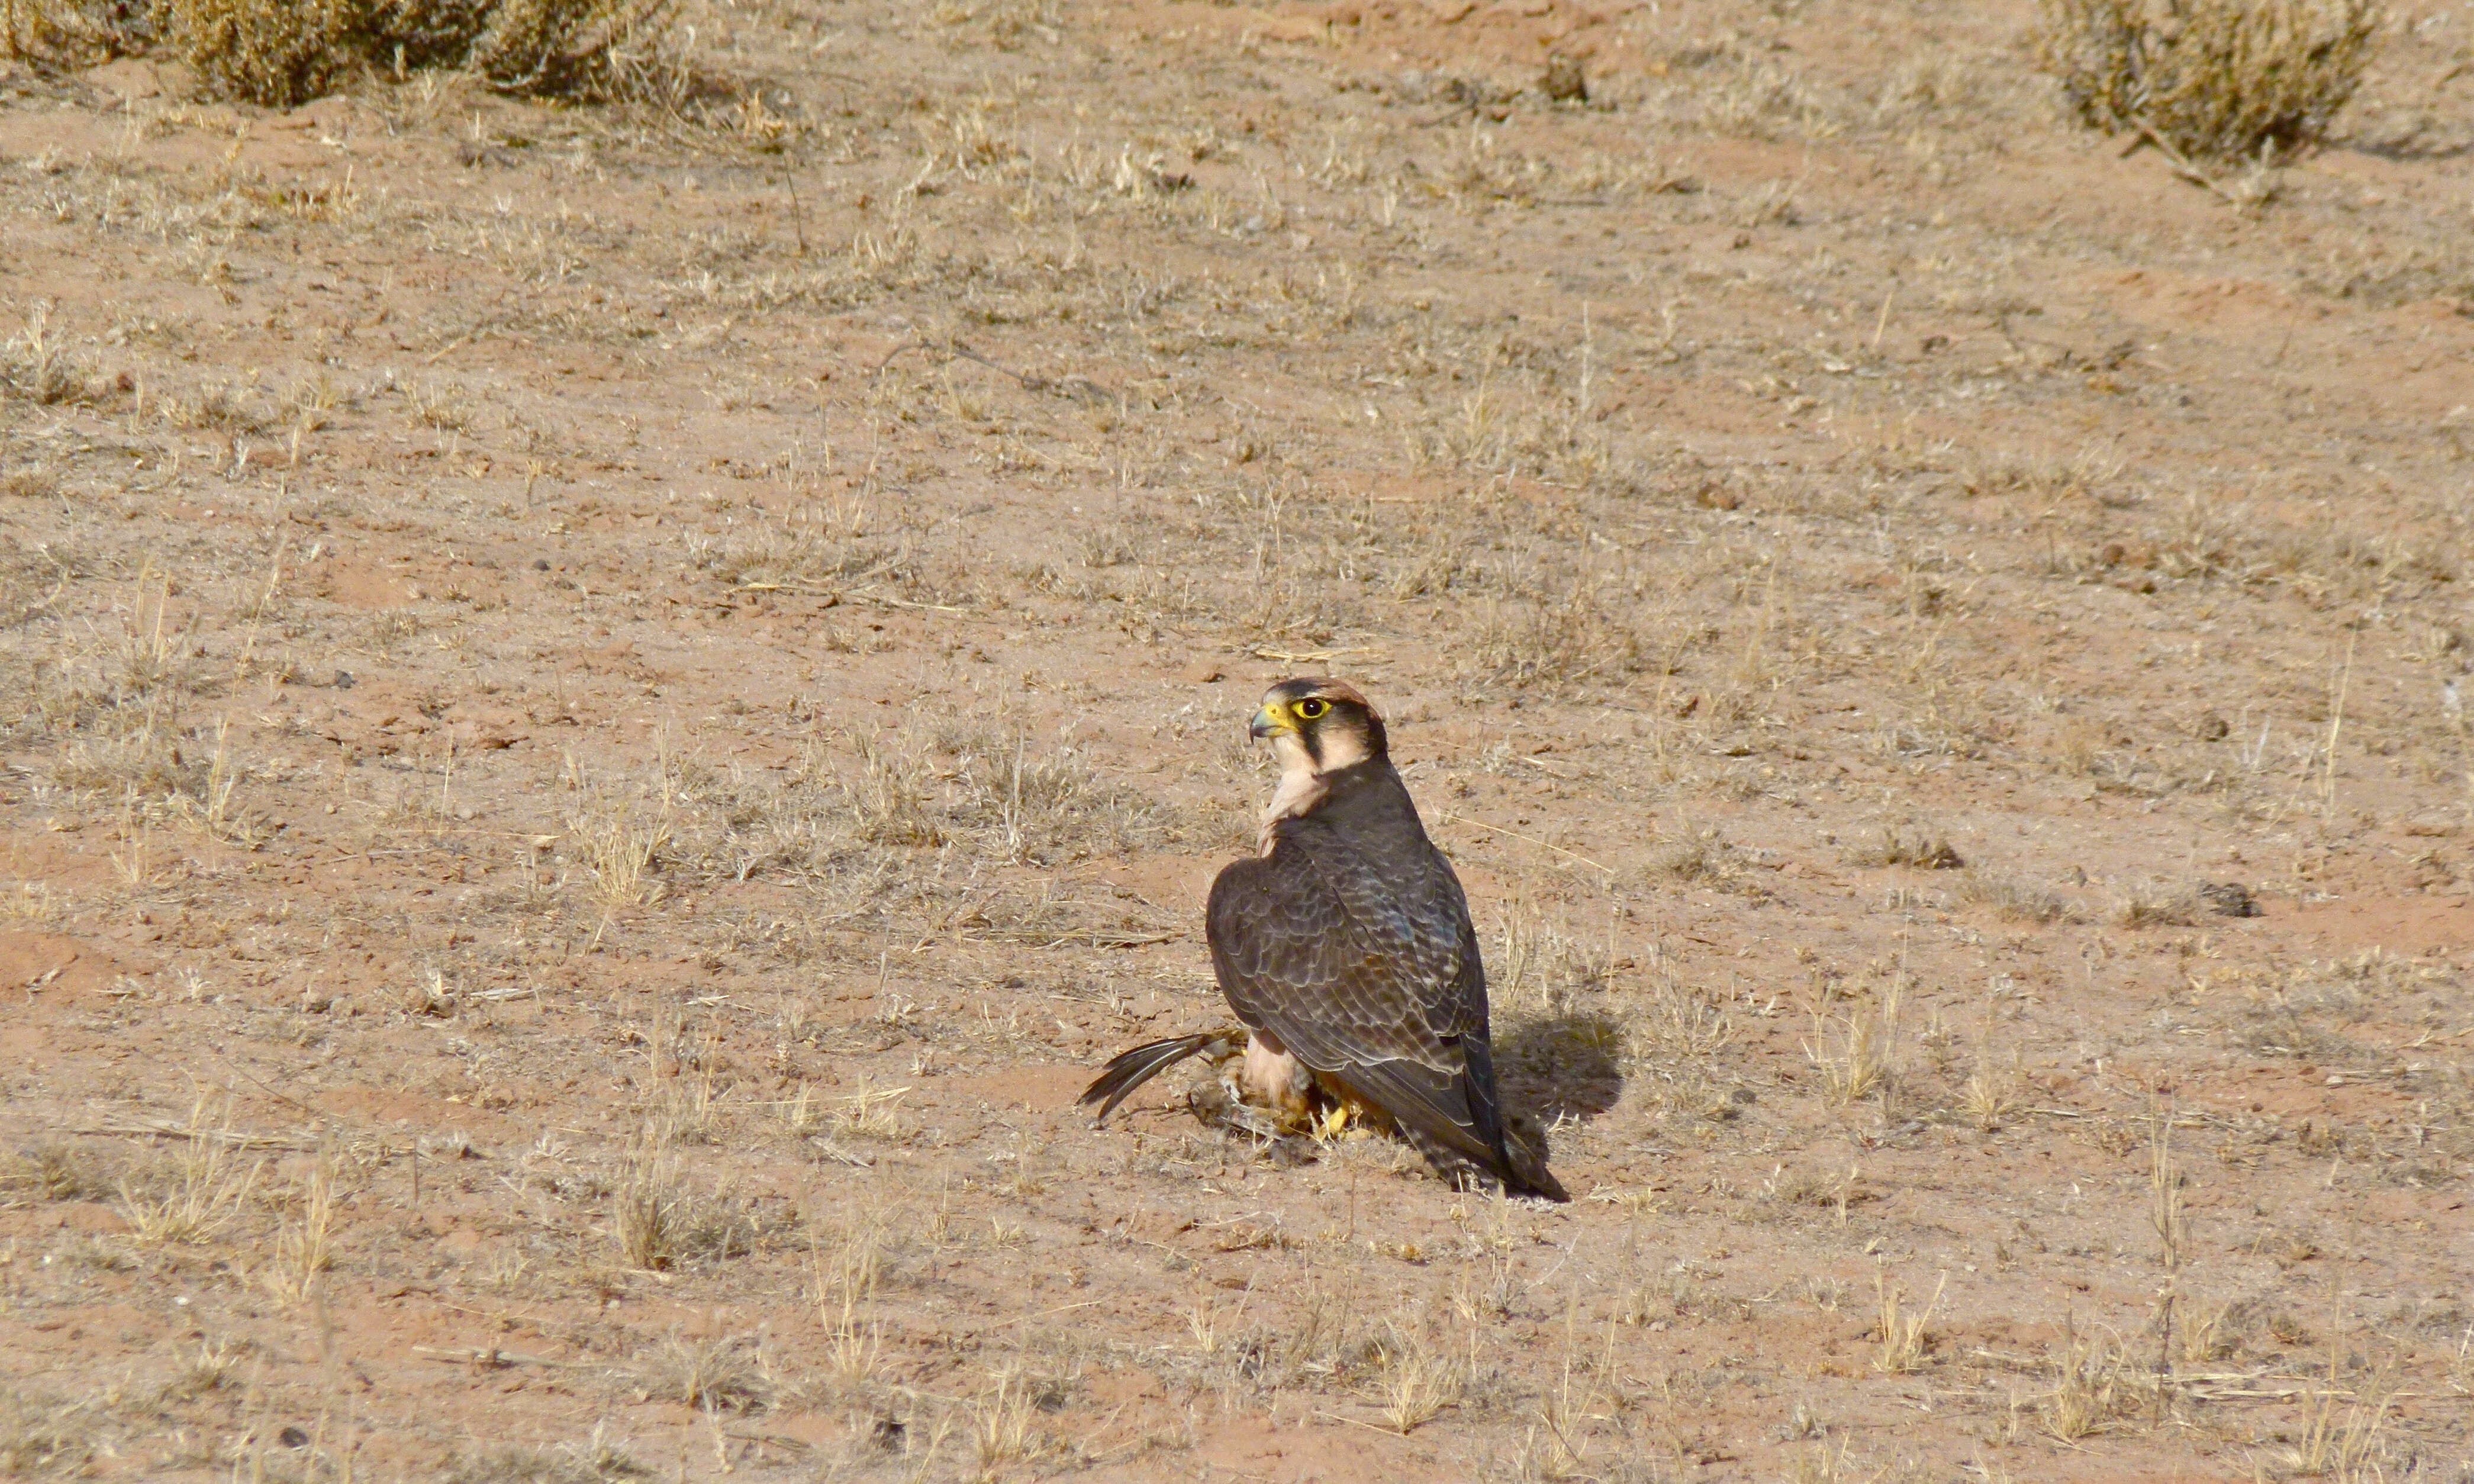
[1295,698,1329,720]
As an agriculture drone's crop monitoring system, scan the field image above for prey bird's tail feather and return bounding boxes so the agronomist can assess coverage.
[1080,1031,1244,1122]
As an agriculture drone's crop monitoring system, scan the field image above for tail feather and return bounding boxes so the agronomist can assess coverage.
[1503,1134,1569,1202]
[1080,1031,1244,1122]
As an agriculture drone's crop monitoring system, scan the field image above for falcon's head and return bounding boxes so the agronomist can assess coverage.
[1250,678,1389,773]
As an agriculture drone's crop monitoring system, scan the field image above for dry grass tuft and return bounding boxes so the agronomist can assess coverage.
[835,1076,910,1142]
[0,1383,97,1477]
[2113,882,2199,928]
[1463,583,1645,694]
[1847,822,1963,870]
[1,1141,105,1202]
[441,1423,649,1484]
[633,1331,771,1412]
[404,0,689,104]
[2035,0,2383,163]
[1959,1055,2022,1131]
[565,767,674,924]
[811,1209,884,1320]
[1492,903,1606,1022]
[265,1161,337,1305]
[1629,969,1737,1075]
[114,1104,259,1246]
[2041,1325,2139,1440]
[2176,1292,2237,1365]
[1,305,101,407]
[940,728,1163,864]
[1371,1325,1465,1434]
[1806,982,1900,1105]
[2149,1117,2189,1269]
[1958,869,2069,924]
[608,1127,772,1272]
[1652,821,1737,886]
[839,734,947,848]
[2279,1376,2395,1479]
[1874,1271,1945,1373]
[611,1134,682,1272]
[971,1364,1046,1473]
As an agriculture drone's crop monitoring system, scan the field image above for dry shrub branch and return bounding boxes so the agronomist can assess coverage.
[2035,0,2382,162]
[0,0,144,64]
[6,0,686,107]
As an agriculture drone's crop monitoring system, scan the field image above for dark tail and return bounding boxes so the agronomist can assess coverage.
[1461,1037,1568,1202]
[1080,1031,1244,1122]
[1503,1136,1569,1203]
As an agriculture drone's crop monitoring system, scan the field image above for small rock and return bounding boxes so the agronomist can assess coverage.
[1180,661,1223,684]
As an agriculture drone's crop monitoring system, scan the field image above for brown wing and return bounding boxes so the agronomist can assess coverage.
[1207,832,1508,1179]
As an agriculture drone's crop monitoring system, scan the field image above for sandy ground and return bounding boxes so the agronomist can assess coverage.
[4,1,2473,1479]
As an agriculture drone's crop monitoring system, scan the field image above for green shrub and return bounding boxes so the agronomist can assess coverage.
[2034,0,2382,163]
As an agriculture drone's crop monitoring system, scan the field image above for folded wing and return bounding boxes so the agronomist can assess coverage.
[1208,837,1544,1192]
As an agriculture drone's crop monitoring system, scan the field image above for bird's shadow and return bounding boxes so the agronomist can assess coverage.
[1496,1014,1625,1127]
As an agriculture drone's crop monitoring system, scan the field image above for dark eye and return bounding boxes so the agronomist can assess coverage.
[1296,698,1329,719]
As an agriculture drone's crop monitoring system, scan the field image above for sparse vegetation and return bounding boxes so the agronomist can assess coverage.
[971,1364,1044,1472]
[1463,581,1646,693]
[1372,1325,1465,1434]
[0,0,2467,1475]
[1958,1054,2022,1131]
[610,1134,682,1272]
[632,1331,769,1412]
[2151,1117,2190,1269]
[440,1426,649,1484]
[1958,870,2070,924]
[2044,1326,2128,1440]
[1874,1271,1945,1373]
[1806,981,1900,1106]
[265,1161,337,1304]
[0,1383,96,1477]
[155,0,689,107]
[2113,880,2200,928]
[2035,0,2383,163]
[1846,822,1962,870]
[114,1107,259,1246]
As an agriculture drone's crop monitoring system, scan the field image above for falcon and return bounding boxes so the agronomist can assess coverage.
[1081,679,1566,1201]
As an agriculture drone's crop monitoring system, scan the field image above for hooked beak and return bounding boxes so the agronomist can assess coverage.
[1249,705,1283,741]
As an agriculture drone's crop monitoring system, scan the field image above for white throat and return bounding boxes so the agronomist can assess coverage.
[1256,726,1370,855]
